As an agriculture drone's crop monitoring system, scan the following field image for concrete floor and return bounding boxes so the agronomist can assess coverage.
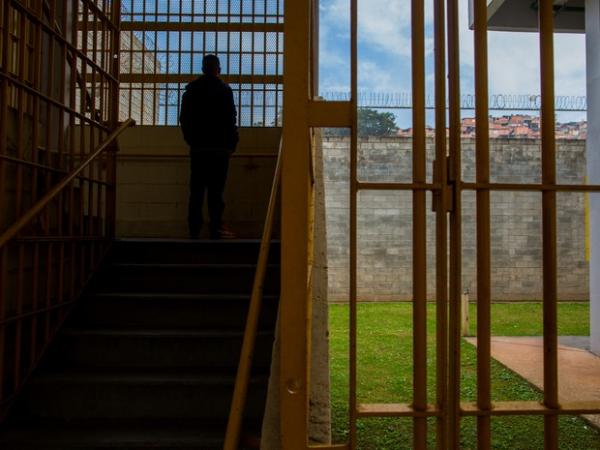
[465,336,600,428]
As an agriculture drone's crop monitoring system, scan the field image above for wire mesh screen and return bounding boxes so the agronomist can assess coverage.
[121,0,284,23]
[119,0,284,126]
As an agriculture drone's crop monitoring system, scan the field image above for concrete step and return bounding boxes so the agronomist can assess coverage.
[95,263,280,295]
[110,239,280,265]
[0,419,237,449]
[0,239,279,448]
[42,328,275,370]
[14,370,268,421]
[69,293,279,329]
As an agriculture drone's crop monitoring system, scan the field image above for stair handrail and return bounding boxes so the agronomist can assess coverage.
[224,135,282,450]
[0,118,135,250]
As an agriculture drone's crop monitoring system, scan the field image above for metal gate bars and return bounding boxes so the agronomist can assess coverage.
[280,0,600,449]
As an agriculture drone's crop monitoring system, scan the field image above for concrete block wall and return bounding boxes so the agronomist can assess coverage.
[115,126,280,238]
[324,136,589,301]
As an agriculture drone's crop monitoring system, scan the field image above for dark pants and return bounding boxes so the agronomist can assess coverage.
[188,151,230,237]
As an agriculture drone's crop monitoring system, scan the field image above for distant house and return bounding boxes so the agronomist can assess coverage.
[511,125,534,138]
[396,115,586,139]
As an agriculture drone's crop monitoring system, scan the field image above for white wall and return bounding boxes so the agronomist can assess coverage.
[586,0,600,354]
[115,127,281,238]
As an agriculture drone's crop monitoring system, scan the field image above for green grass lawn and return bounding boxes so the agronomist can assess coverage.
[329,302,600,449]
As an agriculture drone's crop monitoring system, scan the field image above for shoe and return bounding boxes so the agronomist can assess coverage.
[209,224,237,240]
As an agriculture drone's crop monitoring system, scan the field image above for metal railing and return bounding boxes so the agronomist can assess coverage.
[224,135,282,450]
[0,0,125,420]
[0,118,134,419]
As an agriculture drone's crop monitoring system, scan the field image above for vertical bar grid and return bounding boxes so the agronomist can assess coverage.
[0,0,121,418]
[275,0,600,447]
[117,0,283,126]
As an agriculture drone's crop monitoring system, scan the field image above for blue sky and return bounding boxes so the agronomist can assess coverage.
[318,0,587,127]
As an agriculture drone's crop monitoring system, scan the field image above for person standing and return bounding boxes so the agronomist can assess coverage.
[179,54,238,239]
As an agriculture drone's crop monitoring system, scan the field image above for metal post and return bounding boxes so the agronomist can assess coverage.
[280,0,311,447]
[539,1,559,448]
[349,0,358,445]
[411,0,427,446]
[433,0,448,446]
[446,0,462,447]
[473,0,491,447]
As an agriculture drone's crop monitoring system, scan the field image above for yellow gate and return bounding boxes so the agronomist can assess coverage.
[279,0,600,449]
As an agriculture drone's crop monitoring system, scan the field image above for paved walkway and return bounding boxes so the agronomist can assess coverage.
[465,336,600,428]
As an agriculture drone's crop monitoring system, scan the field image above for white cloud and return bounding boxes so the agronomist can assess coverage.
[318,7,351,92]
[318,0,587,99]
[458,0,586,96]
[321,0,433,58]
[554,36,587,95]
[358,60,406,92]
[319,21,350,70]
[357,0,412,57]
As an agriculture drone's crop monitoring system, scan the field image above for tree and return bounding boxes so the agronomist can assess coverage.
[323,108,398,137]
[357,108,398,136]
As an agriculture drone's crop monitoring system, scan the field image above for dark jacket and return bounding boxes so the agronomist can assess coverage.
[179,75,239,152]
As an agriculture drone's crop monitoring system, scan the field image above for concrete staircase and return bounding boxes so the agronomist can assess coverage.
[0,239,280,449]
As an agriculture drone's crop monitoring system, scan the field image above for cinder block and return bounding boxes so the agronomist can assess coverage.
[324,136,589,301]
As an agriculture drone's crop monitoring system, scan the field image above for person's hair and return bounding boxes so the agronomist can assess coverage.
[202,54,221,74]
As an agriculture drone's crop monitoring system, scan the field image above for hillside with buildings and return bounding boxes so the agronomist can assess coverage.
[397,114,587,139]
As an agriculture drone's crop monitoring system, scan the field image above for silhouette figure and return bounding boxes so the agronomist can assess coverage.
[179,54,239,239]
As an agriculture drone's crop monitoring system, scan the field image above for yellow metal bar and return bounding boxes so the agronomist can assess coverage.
[349,0,358,445]
[119,21,284,32]
[357,182,441,191]
[307,445,349,450]
[117,74,283,85]
[357,403,441,418]
[461,401,600,416]
[447,0,463,447]
[224,138,282,450]
[433,0,448,446]
[307,101,352,128]
[462,182,600,192]
[473,0,491,448]
[539,2,559,449]
[411,0,427,446]
[280,0,311,447]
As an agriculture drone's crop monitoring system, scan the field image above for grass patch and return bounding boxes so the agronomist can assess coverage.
[329,302,600,449]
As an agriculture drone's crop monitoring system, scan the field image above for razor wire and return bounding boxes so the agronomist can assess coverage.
[321,91,587,112]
